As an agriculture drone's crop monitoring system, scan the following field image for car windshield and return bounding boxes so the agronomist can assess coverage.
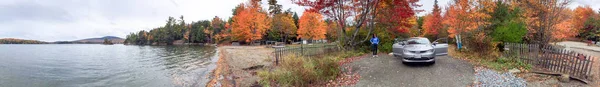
[406,38,430,45]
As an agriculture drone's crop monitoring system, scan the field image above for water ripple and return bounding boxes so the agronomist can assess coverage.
[0,44,217,87]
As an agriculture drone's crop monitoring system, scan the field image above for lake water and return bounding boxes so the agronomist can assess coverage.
[0,44,218,87]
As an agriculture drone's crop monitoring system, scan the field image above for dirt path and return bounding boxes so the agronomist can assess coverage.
[206,46,273,87]
[344,55,475,87]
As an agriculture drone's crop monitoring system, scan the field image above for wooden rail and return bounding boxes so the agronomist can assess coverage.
[273,44,339,65]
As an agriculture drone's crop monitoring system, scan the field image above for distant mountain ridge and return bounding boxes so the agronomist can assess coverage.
[55,36,125,44]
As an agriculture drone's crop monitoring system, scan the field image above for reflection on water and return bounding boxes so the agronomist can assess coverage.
[0,44,218,87]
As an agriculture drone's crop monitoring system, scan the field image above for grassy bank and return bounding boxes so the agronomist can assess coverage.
[257,50,365,86]
[449,45,531,71]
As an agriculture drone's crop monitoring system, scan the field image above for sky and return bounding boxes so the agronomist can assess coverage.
[0,0,598,42]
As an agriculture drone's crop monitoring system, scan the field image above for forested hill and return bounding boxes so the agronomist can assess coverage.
[55,36,125,44]
[0,38,48,44]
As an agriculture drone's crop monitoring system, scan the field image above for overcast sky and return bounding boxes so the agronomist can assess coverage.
[0,0,597,42]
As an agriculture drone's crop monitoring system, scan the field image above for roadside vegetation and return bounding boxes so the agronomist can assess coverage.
[257,50,365,86]
[449,45,531,71]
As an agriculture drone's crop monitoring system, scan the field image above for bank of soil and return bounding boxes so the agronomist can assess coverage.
[206,46,274,87]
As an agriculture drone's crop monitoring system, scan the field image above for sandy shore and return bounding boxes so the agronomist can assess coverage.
[206,46,274,87]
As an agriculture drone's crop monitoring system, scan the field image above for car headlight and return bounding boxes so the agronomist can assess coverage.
[429,49,435,53]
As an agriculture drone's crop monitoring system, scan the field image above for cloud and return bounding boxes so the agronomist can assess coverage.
[0,0,307,42]
[416,0,451,16]
[0,0,306,42]
[2,0,596,42]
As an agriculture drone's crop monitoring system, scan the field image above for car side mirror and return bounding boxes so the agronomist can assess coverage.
[433,42,438,46]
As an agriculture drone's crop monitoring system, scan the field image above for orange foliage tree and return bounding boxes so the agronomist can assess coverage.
[573,6,595,33]
[231,0,271,42]
[422,0,442,37]
[442,0,494,52]
[517,0,570,44]
[552,9,577,40]
[443,0,493,38]
[298,11,327,40]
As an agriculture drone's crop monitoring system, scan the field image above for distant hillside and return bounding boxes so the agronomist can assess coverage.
[0,38,48,44]
[55,36,125,44]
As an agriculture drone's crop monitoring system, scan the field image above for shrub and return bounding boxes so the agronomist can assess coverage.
[258,53,342,86]
[491,20,527,43]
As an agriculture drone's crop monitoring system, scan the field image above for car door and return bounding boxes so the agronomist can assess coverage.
[392,38,406,56]
[392,42,405,56]
[433,38,448,56]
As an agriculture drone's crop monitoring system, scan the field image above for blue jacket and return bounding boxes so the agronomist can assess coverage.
[370,37,379,45]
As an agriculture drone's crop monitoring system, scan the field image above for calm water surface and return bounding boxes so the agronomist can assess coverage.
[0,44,218,87]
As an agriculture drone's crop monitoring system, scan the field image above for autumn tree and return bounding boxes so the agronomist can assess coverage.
[443,0,493,38]
[376,0,420,35]
[294,0,420,47]
[552,9,577,40]
[517,0,571,45]
[270,12,298,43]
[573,6,596,37]
[573,6,594,30]
[325,19,339,41]
[422,0,443,38]
[442,0,494,52]
[231,0,271,43]
[298,11,327,40]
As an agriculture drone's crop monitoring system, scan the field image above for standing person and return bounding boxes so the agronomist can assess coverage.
[370,34,379,57]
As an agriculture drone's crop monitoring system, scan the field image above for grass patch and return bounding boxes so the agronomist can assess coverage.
[258,50,364,86]
[484,57,532,70]
[449,45,532,71]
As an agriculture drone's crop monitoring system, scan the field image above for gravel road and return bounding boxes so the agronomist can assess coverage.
[473,67,526,87]
[345,55,474,87]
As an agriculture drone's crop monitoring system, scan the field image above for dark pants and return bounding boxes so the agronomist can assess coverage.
[372,44,378,55]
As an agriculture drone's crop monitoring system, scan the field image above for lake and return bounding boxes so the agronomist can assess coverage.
[0,44,218,87]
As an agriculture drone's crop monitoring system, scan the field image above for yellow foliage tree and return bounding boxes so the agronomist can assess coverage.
[272,13,297,43]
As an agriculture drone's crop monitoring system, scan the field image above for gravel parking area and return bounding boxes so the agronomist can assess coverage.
[345,55,474,87]
[473,67,527,87]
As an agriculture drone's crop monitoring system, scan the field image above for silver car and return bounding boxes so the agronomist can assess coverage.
[392,37,448,64]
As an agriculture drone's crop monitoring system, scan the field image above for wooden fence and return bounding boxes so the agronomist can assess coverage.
[504,43,596,81]
[273,44,339,65]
